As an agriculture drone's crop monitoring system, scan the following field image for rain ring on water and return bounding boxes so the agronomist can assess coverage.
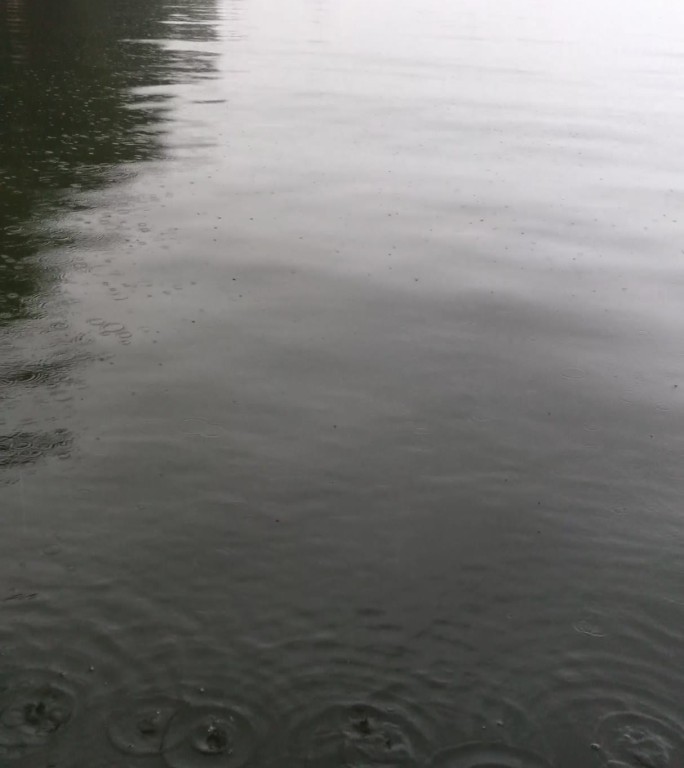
[162,703,258,768]
[0,670,77,758]
[106,694,180,756]
[428,742,554,768]
[593,710,684,768]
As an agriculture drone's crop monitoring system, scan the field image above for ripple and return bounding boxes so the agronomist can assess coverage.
[180,417,225,438]
[250,627,446,765]
[86,317,133,344]
[0,368,46,386]
[429,743,553,768]
[456,691,549,756]
[0,355,82,389]
[529,651,684,767]
[65,626,279,763]
[594,711,684,768]
[107,694,179,756]
[560,367,587,381]
[572,619,607,638]
[0,429,73,467]
[162,703,258,768]
[0,670,76,758]
[287,700,429,767]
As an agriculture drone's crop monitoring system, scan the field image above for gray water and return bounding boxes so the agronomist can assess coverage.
[1,0,684,766]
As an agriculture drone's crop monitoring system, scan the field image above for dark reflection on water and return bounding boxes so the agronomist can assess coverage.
[2,0,684,767]
[0,0,217,324]
[0,0,219,472]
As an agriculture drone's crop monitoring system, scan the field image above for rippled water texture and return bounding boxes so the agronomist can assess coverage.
[1,0,684,766]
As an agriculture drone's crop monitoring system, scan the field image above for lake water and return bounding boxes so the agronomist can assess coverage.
[1,0,684,766]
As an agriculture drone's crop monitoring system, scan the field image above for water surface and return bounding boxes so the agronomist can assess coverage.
[2,1,684,766]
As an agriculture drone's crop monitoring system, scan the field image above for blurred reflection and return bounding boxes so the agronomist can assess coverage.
[306,0,331,44]
[3,0,27,63]
[225,0,248,44]
[0,0,219,468]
